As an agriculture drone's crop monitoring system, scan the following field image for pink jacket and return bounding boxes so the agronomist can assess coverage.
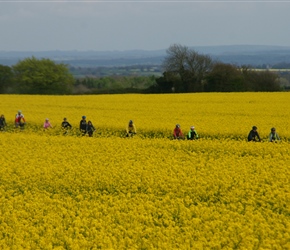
[43,121,52,129]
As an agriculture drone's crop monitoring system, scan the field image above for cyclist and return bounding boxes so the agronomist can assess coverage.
[15,110,26,129]
[248,126,261,142]
[173,124,184,140]
[79,116,87,136]
[43,118,53,129]
[87,121,96,137]
[61,118,72,134]
[187,126,199,140]
[0,114,6,131]
[268,127,280,142]
[126,120,136,137]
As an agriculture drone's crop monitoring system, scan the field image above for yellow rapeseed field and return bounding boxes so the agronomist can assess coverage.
[0,93,289,249]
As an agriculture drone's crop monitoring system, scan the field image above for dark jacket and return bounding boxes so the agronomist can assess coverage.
[87,124,95,133]
[248,130,260,141]
[80,120,87,131]
[62,121,72,129]
[0,117,6,127]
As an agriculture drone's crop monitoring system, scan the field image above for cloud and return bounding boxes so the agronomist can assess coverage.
[0,1,290,51]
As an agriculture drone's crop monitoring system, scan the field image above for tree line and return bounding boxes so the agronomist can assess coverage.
[0,57,74,94]
[0,45,285,95]
[152,44,281,93]
[0,57,157,94]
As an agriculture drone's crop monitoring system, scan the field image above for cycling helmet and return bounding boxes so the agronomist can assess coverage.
[82,116,86,119]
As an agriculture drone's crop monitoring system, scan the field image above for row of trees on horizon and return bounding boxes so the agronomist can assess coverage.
[0,44,288,94]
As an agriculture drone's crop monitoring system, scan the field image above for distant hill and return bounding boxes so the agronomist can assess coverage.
[1,45,290,67]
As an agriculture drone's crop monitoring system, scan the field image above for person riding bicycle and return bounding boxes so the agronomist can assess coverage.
[0,114,6,131]
[187,126,199,140]
[43,118,53,130]
[79,116,87,136]
[87,121,96,137]
[61,118,72,134]
[15,110,26,129]
[126,120,136,137]
[247,126,261,142]
[268,127,280,142]
[173,124,184,140]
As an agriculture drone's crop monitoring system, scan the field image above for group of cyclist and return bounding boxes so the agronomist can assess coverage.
[0,110,26,131]
[247,125,280,142]
[174,124,280,142]
[38,116,96,137]
[0,110,125,138]
[0,111,281,142]
[173,124,199,140]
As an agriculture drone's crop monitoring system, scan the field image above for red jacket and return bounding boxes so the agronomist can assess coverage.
[15,113,26,123]
[173,127,183,138]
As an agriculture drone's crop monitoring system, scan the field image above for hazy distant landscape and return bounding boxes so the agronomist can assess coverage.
[1,45,290,69]
[2,45,290,94]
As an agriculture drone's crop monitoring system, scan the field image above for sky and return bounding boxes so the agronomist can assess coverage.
[0,0,290,52]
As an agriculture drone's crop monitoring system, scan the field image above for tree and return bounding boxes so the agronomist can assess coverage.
[205,63,246,92]
[155,72,181,93]
[243,70,280,91]
[162,44,213,92]
[0,65,14,93]
[13,57,74,94]
[239,66,280,91]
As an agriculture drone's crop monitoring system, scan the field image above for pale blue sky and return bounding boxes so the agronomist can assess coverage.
[0,0,289,51]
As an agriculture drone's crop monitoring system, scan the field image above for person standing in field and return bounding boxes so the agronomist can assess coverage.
[87,121,96,137]
[61,118,72,134]
[187,126,199,140]
[173,124,184,140]
[268,127,280,142]
[15,110,26,129]
[247,126,261,142]
[0,114,6,131]
[43,118,53,130]
[126,120,136,137]
[80,116,87,136]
